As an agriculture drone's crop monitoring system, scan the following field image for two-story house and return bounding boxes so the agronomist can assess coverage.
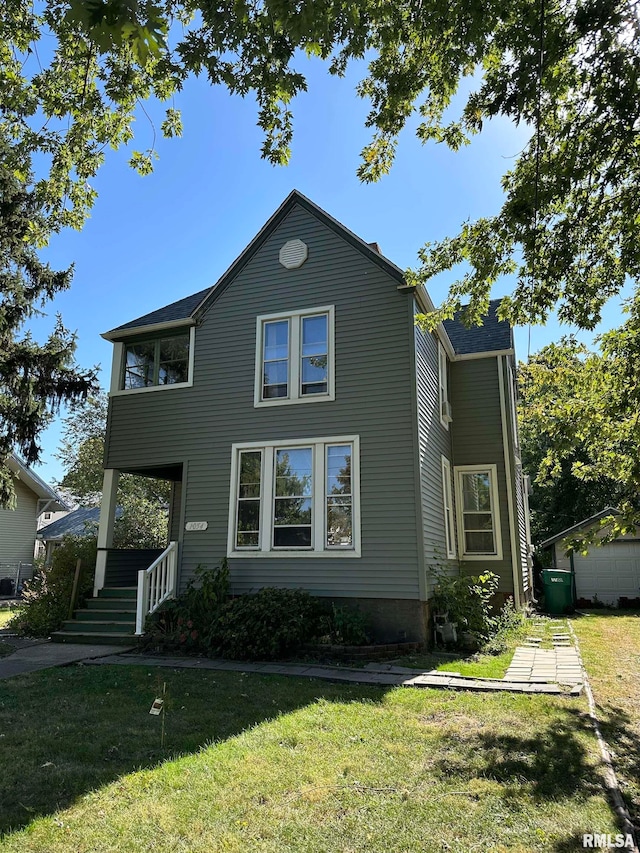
[54,191,532,645]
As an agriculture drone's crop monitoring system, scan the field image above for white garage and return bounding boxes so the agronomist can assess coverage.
[541,508,640,606]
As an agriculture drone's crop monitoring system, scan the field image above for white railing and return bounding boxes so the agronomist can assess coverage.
[135,541,178,635]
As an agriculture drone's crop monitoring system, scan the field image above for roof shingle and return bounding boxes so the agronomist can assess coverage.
[442,299,513,355]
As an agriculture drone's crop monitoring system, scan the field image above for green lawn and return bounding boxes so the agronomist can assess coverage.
[0,609,19,629]
[392,613,560,679]
[571,610,640,830]
[0,663,619,852]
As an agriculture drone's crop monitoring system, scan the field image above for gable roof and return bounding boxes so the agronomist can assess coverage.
[36,505,124,541]
[103,190,406,341]
[442,299,513,356]
[539,507,621,549]
[36,506,99,541]
[6,455,68,510]
[103,191,513,358]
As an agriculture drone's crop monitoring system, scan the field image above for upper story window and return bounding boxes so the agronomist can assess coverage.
[254,307,335,407]
[115,328,194,394]
[454,464,503,560]
[438,342,452,428]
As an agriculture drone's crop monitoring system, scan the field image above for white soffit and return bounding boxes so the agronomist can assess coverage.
[279,239,308,269]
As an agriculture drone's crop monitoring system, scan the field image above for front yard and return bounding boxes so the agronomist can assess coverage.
[0,660,620,852]
[571,610,640,832]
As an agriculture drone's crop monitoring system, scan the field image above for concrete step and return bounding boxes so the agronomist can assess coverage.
[74,608,135,622]
[51,631,136,645]
[86,598,136,612]
[97,587,136,600]
[62,620,134,634]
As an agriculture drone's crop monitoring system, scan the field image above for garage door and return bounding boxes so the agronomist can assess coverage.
[573,540,640,605]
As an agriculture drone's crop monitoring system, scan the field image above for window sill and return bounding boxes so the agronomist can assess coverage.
[254,393,335,408]
[227,549,361,559]
[110,380,193,397]
[460,552,503,561]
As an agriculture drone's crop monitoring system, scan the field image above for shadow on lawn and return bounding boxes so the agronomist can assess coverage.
[0,663,388,836]
[432,705,603,800]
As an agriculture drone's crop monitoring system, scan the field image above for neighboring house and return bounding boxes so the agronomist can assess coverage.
[89,191,532,643]
[540,508,640,606]
[37,506,101,565]
[0,455,67,593]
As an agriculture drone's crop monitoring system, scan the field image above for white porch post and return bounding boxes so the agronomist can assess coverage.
[94,468,120,596]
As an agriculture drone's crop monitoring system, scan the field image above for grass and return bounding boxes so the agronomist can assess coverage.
[0,663,620,852]
[571,609,640,830]
[391,612,560,679]
[0,609,19,630]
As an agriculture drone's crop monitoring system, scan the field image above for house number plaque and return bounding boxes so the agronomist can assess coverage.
[185,521,208,531]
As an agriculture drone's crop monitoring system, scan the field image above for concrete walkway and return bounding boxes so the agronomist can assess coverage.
[83,652,573,694]
[0,621,583,694]
[0,641,134,679]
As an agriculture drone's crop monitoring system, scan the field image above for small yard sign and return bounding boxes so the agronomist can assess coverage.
[149,698,164,716]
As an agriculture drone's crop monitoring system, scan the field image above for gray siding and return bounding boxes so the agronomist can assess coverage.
[106,202,421,600]
[514,458,530,597]
[413,302,455,596]
[0,478,37,566]
[449,357,515,594]
[503,355,531,600]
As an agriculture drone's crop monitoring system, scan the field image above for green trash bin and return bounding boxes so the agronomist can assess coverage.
[542,569,575,615]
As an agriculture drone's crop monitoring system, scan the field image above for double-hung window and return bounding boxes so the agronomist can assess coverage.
[228,436,360,556]
[454,464,503,560]
[255,307,335,406]
[441,456,456,559]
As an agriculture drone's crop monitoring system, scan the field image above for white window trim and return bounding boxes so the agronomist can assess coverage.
[441,456,456,559]
[110,326,195,396]
[454,463,503,561]
[253,306,335,407]
[438,342,451,429]
[227,435,361,558]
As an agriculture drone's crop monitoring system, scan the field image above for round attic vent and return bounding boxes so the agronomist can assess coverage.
[279,239,308,269]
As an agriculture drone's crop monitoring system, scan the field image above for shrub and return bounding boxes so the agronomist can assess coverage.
[12,536,97,637]
[482,597,527,654]
[215,588,329,660]
[431,566,500,641]
[317,604,371,646]
[148,561,229,652]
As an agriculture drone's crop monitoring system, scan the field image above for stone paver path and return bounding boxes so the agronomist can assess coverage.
[504,629,583,686]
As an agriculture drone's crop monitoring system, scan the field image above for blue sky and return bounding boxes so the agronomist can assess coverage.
[28,57,627,486]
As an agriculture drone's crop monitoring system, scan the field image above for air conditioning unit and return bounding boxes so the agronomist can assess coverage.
[441,400,453,422]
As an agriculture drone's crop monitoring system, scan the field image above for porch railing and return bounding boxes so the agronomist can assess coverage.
[135,541,178,635]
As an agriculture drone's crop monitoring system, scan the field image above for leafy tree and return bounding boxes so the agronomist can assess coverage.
[2,0,639,516]
[518,329,638,545]
[0,145,98,508]
[56,391,171,547]
[1,0,638,327]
